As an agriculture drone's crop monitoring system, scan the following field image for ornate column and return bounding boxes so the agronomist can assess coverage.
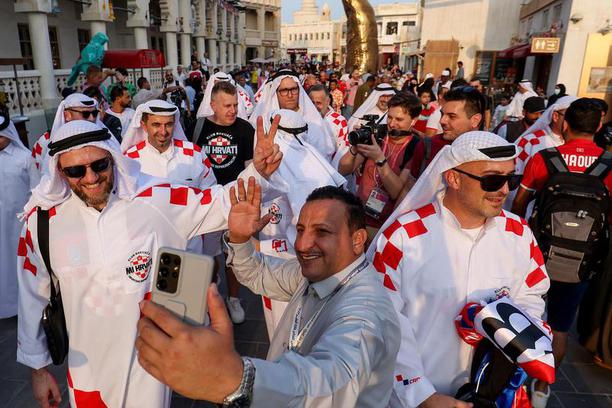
[256,7,265,58]
[14,0,59,109]
[159,0,180,70]
[234,13,241,67]
[179,0,193,67]
[81,0,114,42]
[273,10,281,58]
[236,11,245,66]
[193,0,207,61]
[207,0,218,67]
[227,11,234,68]
[219,4,227,70]
[126,0,150,49]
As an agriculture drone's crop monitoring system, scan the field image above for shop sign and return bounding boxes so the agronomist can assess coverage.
[531,37,560,53]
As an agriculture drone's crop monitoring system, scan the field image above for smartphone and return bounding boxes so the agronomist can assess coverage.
[151,247,214,325]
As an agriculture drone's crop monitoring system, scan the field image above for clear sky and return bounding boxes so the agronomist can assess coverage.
[281,0,415,23]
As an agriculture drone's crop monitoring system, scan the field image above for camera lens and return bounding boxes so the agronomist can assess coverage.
[172,264,180,273]
[159,267,169,278]
[160,254,171,265]
[173,256,181,267]
[172,271,179,279]
[156,279,168,290]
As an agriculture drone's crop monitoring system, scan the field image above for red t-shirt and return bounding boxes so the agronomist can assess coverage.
[413,104,436,134]
[410,134,451,178]
[521,138,612,193]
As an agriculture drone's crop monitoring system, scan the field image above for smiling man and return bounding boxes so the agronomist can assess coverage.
[370,132,550,408]
[16,118,283,408]
[136,185,400,407]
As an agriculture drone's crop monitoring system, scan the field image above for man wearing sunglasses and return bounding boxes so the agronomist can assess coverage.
[249,69,337,161]
[31,93,103,183]
[370,131,549,408]
[16,118,284,408]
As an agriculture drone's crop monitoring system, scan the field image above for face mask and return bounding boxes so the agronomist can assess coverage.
[554,88,560,95]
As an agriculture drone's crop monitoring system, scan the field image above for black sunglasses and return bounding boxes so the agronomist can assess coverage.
[61,156,112,179]
[453,168,521,192]
[66,108,99,119]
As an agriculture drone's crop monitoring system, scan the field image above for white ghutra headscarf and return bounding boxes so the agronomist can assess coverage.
[121,99,186,152]
[367,131,519,259]
[347,83,396,132]
[23,120,159,217]
[196,71,252,120]
[249,70,336,160]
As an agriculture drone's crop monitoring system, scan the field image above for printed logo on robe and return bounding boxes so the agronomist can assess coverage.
[268,203,282,224]
[272,239,288,253]
[125,251,153,282]
[203,132,239,168]
[494,286,510,300]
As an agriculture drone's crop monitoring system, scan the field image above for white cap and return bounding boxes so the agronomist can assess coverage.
[442,69,451,76]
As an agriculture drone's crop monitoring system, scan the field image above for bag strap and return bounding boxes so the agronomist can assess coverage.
[419,137,433,175]
[400,136,421,169]
[36,207,58,300]
[586,150,612,180]
[539,147,568,175]
[191,117,206,144]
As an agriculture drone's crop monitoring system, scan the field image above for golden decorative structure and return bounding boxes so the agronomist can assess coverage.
[342,0,378,74]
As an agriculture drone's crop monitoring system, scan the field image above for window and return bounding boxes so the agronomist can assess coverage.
[552,3,562,24]
[17,24,34,70]
[403,20,416,26]
[48,26,61,69]
[327,32,330,40]
[77,29,90,52]
[386,22,398,35]
[310,33,313,40]
[316,33,319,40]
[299,33,302,40]
[542,9,549,30]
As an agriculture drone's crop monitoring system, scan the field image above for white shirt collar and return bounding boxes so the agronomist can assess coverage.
[309,254,367,299]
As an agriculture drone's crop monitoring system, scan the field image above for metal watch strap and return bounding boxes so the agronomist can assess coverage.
[222,357,255,407]
[375,157,388,167]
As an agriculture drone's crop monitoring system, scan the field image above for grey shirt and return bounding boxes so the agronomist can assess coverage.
[226,238,400,407]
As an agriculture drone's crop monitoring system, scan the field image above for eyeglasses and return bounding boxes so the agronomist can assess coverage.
[66,109,99,119]
[61,156,112,179]
[277,87,299,97]
[453,168,521,192]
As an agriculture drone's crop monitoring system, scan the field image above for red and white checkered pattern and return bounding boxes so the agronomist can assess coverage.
[124,140,146,159]
[136,183,212,207]
[325,110,349,147]
[208,135,231,164]
[31,132,51,170]
[515,129,547,174]
[373,203,437,292]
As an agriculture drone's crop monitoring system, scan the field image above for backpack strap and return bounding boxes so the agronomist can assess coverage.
[419,137,433,175]
[586,150,612,180]
[36,207,58,300]
[400,136,421,170]
[191,117,206,144]
[539,148,568,175]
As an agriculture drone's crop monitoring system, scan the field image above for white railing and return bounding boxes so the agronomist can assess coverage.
[0,70,43,115]
[54,69,86,94]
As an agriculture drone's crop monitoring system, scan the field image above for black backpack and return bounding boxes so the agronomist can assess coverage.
[529,148,612,282]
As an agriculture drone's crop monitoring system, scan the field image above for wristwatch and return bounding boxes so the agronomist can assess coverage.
[375,157,388,167]
[222,357,255,408]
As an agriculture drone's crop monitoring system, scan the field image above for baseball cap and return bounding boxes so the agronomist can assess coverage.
[442,69,451,76]
[523,96,546,113]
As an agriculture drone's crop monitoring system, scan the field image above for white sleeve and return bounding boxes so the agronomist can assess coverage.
[497,124,508,140]
[372,222,436,407]
[16,214,53,369]
[195,152,217,189]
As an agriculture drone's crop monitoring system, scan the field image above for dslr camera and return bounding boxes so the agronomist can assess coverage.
[347,114,388,146]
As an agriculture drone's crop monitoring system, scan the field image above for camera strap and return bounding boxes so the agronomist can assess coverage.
[36,208,58,300]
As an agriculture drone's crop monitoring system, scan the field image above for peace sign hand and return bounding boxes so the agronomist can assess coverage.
[253,115,283,179]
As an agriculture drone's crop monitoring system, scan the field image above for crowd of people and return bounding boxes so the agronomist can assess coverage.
[0,53,611,408]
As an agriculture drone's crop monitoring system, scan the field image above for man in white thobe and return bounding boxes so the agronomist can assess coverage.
[505,79,539,120]
[346,83,396,132]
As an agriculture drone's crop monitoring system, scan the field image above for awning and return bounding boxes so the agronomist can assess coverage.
[102,49,165,69]
[512,43,532,59]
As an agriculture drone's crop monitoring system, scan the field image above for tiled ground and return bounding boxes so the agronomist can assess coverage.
[1,285,611,407]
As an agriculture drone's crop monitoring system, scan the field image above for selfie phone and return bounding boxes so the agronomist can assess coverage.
[151,247,214,325]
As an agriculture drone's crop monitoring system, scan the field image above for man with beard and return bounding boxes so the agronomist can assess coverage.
[135,185,400,407]
[496,96,545,143]
[106,85,136,139]
[371,132,550,408]
[17,117,283,407]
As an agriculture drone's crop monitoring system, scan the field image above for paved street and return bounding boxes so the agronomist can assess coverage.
[1,285,611,407]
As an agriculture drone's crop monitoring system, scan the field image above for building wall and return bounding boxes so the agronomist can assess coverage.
[420,0,521,77]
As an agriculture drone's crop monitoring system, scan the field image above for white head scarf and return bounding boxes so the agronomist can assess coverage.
[23,120,158,217]
[519,95,577,139]
[518,79,535,94]
[196,71,251,120]
[0,113,30,154]
[121,99,186,152]
[51,93,101,137]
[250,70,336,159]
[347,83,396,131]
[366,131,519,258]
[261,109,345,243]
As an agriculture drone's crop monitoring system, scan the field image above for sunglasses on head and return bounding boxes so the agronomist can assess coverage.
[67,108,99,119]
[453,168,521,192]
[61,156,112,179]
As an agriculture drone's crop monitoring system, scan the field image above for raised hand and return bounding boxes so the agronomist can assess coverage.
[253,115,283,178]
[227,177,272,244]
